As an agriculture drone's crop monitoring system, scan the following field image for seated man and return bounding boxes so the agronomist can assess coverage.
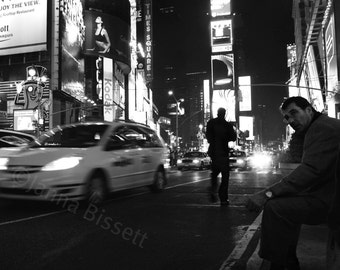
[246,96,340,270]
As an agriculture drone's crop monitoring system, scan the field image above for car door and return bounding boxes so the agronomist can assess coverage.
[137,127,165,184]
[103,125,143,191]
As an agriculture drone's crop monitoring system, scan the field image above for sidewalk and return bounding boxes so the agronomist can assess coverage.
[246,224,329,270]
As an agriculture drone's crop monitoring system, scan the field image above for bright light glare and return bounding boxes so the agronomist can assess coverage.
[28,68,36,77]
[177,160,182,164]
[193,159,199,164]
[249,153,272,168]
[0,158,8,170]
[237,159,245,164]
[41,157,82,171]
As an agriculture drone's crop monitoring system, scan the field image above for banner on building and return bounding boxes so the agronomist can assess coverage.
[0,0,47,55]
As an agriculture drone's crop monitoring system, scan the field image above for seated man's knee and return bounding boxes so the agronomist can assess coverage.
[263,199,280,214]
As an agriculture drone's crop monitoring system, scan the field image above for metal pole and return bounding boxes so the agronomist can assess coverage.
[176,102,179,150]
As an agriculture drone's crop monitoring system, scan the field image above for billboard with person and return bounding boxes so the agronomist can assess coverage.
[84,10,131,72]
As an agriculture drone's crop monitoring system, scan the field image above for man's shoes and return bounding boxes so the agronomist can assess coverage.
[220,200,230,206]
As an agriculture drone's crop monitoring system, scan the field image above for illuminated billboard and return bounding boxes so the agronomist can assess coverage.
[211,19,232,53]
[0,0,47,55]
[211,54,233,90]
[239,116,254,140]
[13,109,38,131]
[211,0,231,17]
[84,10,130,73]
[60,0,85,100]
[212,89,235,121]
[239,76,252,111]
[306,46,324,112]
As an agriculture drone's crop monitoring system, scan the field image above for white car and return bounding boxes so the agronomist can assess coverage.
[0,121,168,204]
[229,150,248,170]
[177,151,211,170]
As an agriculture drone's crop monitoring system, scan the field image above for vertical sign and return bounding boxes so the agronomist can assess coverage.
[203,79,210,125]
[239,76,252,111]
[103,57,114,122]
[144,0,153,85]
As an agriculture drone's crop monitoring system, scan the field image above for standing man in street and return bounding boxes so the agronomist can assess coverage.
[206,107,236,206]
[246,96,340,270]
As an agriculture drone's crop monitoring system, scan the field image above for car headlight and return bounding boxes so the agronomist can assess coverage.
[0,158,9,170]
[237,159,245,164]
[177,160,182,164]
[41,157,83,171]
[193,159,199,164]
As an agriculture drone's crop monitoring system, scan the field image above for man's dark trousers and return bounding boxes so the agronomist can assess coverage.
[211,156,230,202]
[260,195,329,264]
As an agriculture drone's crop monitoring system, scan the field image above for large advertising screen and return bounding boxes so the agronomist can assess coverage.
[211,0,231,17]
[0,0,47,55]
[211,19,232,53]
[13,109,37,131]
[306,46,324,112]
[84,10,130,69]
[239,76,252,111]
[212,89,235,121]
[60,0,85,100]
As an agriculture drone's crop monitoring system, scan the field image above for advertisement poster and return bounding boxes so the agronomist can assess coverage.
[13,109,37,131]
[60,0,85,100]
[0,0,47,55]
[210,0,231,17]
[84,10,130,70]
[239,76,252,111]
[212,89,235,122]
[211,19,232,53]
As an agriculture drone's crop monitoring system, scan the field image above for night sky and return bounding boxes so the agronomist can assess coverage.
[152,0,295,142]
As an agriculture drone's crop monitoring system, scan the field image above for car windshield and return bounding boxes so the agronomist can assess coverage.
[184,152,203,158]
[30,124,109,148]
[0,135,34,147]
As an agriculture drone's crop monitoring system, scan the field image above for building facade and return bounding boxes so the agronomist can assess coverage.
[289,0,340,119]
[0,0,157,135]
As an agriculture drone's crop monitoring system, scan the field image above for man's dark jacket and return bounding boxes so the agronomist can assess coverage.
[206,117,236,159]
[270,114,340,206]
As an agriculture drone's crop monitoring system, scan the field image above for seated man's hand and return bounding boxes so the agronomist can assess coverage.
[246,190,268,212]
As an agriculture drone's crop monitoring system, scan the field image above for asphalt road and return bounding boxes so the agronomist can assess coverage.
[0,168,282,270]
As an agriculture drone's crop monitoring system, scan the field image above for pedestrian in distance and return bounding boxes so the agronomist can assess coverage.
[206,107,236,206]
[246,96,340,270]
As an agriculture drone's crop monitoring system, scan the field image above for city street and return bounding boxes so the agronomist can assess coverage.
[0,168,282,270]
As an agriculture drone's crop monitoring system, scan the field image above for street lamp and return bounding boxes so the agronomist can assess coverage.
[168,90,184,150]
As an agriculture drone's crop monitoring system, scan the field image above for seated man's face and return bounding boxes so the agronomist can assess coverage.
[281,103,313,133]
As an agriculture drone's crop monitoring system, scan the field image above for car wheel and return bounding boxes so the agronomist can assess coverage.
[151,168,166,192]
[87,173,108,205]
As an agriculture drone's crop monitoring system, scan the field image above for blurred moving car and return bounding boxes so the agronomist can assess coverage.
[229,150,248,170]
[0,121,168,204]
[177,151,211,170]
[0,129,36,148]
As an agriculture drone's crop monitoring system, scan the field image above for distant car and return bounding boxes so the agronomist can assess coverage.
[0,121,168,204]
[0,129,36,148]
[229,150,248,170]
[177,151,211,170]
